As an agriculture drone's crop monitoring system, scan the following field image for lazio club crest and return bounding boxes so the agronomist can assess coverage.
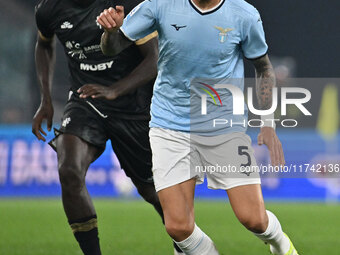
[214,26,233,43]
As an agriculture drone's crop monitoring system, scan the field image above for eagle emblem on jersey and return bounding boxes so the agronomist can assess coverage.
[214,27,233,43]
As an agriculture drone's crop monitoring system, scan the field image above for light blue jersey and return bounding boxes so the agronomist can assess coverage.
[121,0,268,135]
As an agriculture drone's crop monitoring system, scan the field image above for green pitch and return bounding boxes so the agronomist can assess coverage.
[1,199,339,255]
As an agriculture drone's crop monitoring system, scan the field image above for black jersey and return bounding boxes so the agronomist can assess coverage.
[35,0,153,120]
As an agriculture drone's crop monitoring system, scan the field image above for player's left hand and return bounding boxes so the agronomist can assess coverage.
[78,84,118,100]
[257,127,285,166]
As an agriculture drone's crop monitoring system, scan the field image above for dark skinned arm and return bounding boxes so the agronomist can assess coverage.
[32,32,56,141]
[101,29,133,57]
[252,54,285,166]
[78,36,158,100]
[98,6,133,56]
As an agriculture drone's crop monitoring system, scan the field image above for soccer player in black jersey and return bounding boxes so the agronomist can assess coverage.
[32,0,182,254]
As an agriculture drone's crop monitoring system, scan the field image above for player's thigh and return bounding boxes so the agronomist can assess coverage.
[149,128,197,221]
[149,127,203,192]
[108,119,153,183]
[55,99,107,172]
[197,132,260,190]
[227,184,267,226]
[158,178,196,223]
[56,134,102,175]
[197,133,265,220]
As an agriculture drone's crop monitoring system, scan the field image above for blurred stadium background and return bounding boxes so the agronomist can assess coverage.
[0,0,339,254]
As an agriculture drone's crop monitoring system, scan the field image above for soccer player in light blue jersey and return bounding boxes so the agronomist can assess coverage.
[95,0,299,254]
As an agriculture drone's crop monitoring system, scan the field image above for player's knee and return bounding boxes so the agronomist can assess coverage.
[165,217,194,240]
[239,212,268,233]
[58,163,85,194]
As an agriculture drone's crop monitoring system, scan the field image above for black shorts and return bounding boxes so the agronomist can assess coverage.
[49,97,153,183]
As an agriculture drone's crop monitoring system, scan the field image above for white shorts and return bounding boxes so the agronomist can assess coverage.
[149,127,261,192]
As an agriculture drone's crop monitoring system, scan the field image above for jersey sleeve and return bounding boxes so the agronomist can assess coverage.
[120,0,158,42]
[241,11,268,59]
[35,0,55,39]
[135,31,158,45]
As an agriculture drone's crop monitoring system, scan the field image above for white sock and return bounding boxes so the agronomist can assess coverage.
[254,210,290,255]
[174,224,219,255]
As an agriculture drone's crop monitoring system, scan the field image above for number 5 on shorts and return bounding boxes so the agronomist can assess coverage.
[238,146,251,167]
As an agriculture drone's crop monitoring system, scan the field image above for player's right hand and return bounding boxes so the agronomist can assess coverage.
[97,6,125,33]
[32,102,54,142]
[258,127,285,166]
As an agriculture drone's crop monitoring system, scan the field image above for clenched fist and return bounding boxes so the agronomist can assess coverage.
[97,6,125,33]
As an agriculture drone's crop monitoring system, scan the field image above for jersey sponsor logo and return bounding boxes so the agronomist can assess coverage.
[214,26,233,43]
[84,44,101,53]
[62,117,71,127]
[65,41,74,49]
[80,61,114,71]
[171,24,187,31]
[66,41,102,59]
[61,21,73,29]
[66,41,87,59]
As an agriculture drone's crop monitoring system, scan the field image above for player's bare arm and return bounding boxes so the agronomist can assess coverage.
[32,32,56,142]
[98,6,133,56]
[78,35,158,100]
[252,54,285,166]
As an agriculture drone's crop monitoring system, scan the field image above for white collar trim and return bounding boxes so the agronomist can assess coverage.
[189,0,224,14]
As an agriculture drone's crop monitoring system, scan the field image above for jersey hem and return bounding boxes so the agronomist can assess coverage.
[244,49,268,61]
[149,123,247,136]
